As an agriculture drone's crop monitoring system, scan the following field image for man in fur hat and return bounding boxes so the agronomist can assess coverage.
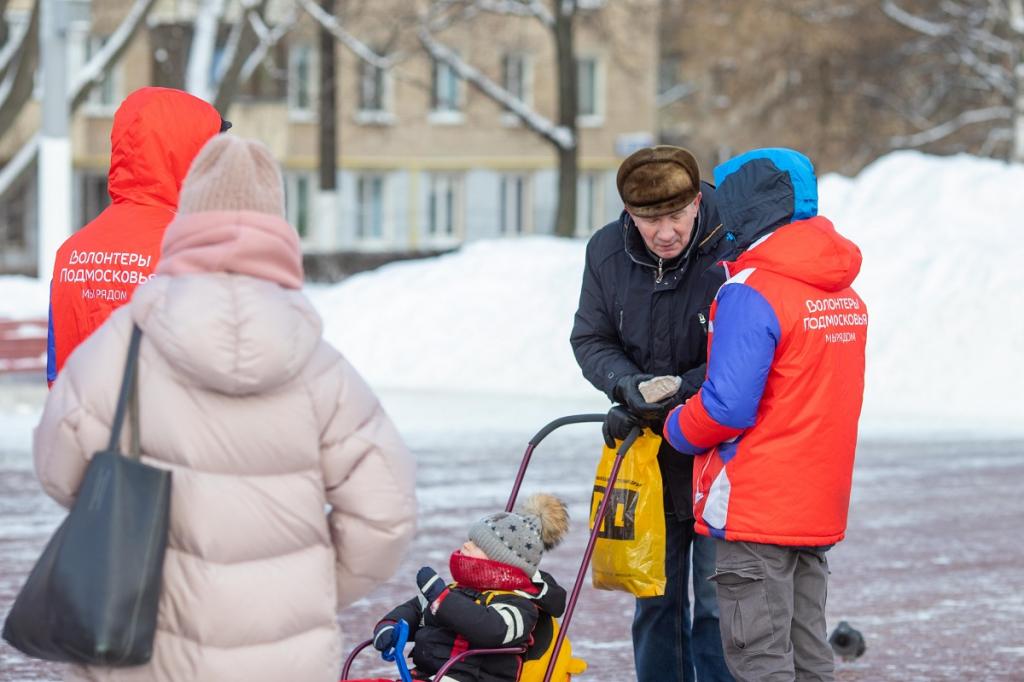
[570,146,735,682]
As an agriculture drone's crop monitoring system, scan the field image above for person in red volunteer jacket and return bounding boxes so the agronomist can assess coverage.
[663,148,868,682]
[46,87,225,384]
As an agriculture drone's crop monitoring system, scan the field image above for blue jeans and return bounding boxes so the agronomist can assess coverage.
[632,510,734,682]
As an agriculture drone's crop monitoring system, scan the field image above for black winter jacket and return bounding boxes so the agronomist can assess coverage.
[570,182,735,519]
[381,571,567,682]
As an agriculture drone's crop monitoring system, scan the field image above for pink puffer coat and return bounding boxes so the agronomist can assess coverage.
[33,272,417,682]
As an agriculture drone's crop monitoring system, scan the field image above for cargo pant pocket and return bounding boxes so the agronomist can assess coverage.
[710,562,774,654]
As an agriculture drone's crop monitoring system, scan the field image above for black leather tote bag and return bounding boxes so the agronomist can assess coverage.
[2,325,171,665]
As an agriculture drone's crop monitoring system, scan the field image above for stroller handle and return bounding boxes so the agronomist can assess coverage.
[506,413,605,512]
[543,425,642,682]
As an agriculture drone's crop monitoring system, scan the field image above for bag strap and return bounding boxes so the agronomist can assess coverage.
[128,339,141,459]
[107,324,143,455]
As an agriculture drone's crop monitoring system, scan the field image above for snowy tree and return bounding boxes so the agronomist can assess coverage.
[418,0,580,237]
[0,0,156,200]
[881,0,1024,161]
[0,0,295,206]
[0,0,39,137]
[184,0,298,115]
[303,0,588,237]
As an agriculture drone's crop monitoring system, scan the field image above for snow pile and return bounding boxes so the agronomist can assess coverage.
[306,237,590,398]
[3,151,1023,438]
[818,151,1024,435]
[0,276,50,320]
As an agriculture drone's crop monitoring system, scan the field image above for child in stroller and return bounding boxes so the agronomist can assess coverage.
[370,494,570,682]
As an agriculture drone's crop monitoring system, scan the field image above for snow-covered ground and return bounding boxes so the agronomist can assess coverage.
[3,150,1022,440]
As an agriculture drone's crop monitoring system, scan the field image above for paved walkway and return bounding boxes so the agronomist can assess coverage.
[2,406,1023,680]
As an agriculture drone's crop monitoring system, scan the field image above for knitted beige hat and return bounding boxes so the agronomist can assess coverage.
[178,135,285,216]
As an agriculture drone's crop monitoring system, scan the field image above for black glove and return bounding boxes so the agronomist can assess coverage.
[613,373,667,421]
[602,405,640,447]
[417,566,446,604]
[372,620,397,652]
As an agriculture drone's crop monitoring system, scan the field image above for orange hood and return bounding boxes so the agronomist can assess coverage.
[107,87,222,210]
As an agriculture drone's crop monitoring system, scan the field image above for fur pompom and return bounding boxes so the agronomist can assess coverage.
[520,493,570,550]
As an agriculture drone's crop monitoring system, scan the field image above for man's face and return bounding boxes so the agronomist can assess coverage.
[629,192,701,260]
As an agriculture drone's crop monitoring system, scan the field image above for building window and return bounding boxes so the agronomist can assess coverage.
[359,59,386,113]
[576,171,604,236]
[502,53,527,102]
[427,173,463,242]
[431,57,463,114]
[499,174,530,235]
[356,54,394,125]
[77,171,110,227]
[500,52,531,125]
[356,174,386,241]
[576,56,603,125]
[288,43,316,117]
[84,35,122,113]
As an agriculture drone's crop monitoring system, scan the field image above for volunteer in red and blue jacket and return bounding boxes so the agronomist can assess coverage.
[46,87,224,385]
[664,148,868,682]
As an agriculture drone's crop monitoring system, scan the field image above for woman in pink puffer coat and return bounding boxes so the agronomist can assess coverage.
[33,135,417,682]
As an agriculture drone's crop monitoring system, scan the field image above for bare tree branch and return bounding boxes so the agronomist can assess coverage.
[978,126,1012,157]
[891,106,1011,147]
[295,0,397,68]
[656,81,697,108]
[1011,0,1024,34]
[211,0,269,112]
[882,0,951,36]
[956,44,1012,96]
[416,26,574,149]
[475,0,554,28]
[70,0,157,110]
[0,133,37,200]
[2,0,154,200]
[240,8,296,81]
[0,0,29,81]
[0,0,38,137]
[186,0,227,100]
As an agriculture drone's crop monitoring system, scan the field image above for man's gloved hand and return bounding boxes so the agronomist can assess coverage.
[613,373,671,421]
[616,373,705,425]
[372,621,397,652]
[602,405,640,447]
[416,566,446,604]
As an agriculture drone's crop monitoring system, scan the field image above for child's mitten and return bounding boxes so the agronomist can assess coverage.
[417,566,446,604]
[372,620,397,652]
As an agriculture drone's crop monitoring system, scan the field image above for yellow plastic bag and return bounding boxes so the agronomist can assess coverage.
[589,429,666,597]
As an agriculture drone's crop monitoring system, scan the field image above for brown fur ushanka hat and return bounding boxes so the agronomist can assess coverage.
[616,145,701,218]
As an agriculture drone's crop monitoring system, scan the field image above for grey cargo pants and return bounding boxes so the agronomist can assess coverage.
[710,540,835,682]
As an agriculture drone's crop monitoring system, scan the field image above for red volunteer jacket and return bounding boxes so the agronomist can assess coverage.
[47,87,221,383]
[664,147,868,547]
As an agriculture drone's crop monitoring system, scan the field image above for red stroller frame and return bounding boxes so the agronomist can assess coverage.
[340,414,643,682]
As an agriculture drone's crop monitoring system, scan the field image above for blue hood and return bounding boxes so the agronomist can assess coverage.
[713,148,818,250]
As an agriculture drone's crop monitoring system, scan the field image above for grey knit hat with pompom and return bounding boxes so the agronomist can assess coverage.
[468,493,569,576]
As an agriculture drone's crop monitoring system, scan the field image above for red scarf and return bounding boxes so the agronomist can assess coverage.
[448,551,539,594]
